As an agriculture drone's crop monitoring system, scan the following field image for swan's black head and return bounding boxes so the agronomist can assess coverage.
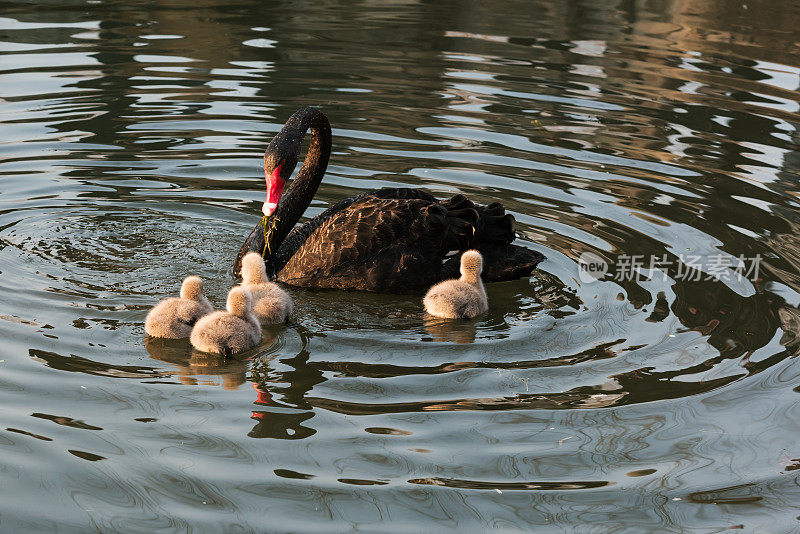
[261,122,304,216]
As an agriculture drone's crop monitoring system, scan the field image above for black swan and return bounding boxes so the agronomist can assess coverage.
[235,107,545,293]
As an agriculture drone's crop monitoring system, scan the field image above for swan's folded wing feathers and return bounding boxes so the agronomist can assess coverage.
[277,197,449,291]
[271,188,438,273]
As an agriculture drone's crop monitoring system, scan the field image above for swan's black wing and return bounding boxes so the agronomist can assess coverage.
[276,195,455,292]
[272,188,439,274]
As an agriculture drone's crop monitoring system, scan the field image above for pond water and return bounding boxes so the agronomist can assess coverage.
[2,0,800,531]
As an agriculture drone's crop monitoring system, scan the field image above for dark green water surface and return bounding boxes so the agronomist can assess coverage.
[1,0,800,531]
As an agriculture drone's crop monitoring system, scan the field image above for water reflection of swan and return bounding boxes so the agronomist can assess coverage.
[249,383,316,439]
[248,335,320,440]
[235,107,545,293]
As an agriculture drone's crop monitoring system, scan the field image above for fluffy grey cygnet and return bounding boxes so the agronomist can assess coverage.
[145,275,214,338]
[423,250,488,319]
[240,252,293,325]
[190,287,262,356]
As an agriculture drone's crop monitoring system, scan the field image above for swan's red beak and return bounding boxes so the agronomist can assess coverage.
[263,164,285,216]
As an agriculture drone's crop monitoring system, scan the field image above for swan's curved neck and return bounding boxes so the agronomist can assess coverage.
[234,108,332,277]
[265,108,331,267]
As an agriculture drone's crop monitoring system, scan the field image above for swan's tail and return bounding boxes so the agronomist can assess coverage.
[441,243,545,282]
[440,194,515,249]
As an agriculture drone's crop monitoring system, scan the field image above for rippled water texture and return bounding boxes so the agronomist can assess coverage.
[2,0,800,531]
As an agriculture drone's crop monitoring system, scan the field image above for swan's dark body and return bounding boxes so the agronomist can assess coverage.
[235,108,545,293]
